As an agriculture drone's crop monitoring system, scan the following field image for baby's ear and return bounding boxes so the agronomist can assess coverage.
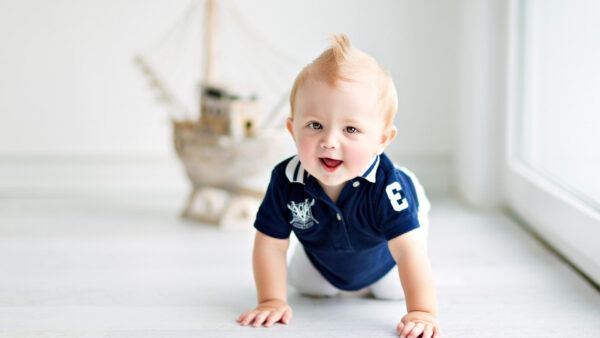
[286,118,296,142]
[378,125,397,154]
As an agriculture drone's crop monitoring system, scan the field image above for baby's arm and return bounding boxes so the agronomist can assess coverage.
[237,230,292,328]
[388,228,442,338]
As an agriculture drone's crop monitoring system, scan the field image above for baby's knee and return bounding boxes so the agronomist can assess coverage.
[289,282,340,298]
[288,270,340,297]
[369,286,404,300]
[288,247,341,298]
[368,266,405,300]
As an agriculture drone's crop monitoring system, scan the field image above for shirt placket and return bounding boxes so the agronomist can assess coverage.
[330,205,353,251]
[306,179,354,252]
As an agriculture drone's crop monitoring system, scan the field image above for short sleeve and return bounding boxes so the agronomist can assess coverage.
[376,168,425,240]
[253,167,292,239]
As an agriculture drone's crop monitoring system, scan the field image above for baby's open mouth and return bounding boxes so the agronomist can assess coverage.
[320,157,343,172]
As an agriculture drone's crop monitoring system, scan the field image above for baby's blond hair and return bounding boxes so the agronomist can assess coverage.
[289,33,398,128]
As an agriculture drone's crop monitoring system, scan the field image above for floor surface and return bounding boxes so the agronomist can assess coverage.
[0,192,599,337]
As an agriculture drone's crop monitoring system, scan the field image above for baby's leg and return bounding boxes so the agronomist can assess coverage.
[369,265,405,300]
[288,245,340,297]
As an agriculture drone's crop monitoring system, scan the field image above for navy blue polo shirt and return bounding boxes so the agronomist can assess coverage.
[254,152,427,291]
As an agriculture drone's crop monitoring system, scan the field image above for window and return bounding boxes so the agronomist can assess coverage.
[505,0,600,284]
[516,0,600,209]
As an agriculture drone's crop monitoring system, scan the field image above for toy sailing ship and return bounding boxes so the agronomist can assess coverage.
[135,0,299,225]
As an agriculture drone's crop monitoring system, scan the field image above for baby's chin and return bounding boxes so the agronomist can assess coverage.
[310,169,354,187]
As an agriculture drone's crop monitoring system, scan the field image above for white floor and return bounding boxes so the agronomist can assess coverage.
[1,191,599,337]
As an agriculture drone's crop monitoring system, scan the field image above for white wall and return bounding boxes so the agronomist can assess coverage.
[0,0,459,194]
[0,0,185,156]
[454,0,507,208]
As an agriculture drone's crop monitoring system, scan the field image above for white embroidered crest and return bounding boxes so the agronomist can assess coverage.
[287,198,319,230]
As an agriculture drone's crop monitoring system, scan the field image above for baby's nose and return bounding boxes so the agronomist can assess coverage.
[320,131,338,149]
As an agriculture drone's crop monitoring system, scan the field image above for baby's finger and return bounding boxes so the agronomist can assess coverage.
[239,311,257,326]
[399,321,415,337]
[264,311,282,327]
[433,326,443,338]
[252,310,270,327]
[422,325,434,338]
[237,310,253,322]
[281,308,293,324]
[407,323,424,338]
[397,322,404,334]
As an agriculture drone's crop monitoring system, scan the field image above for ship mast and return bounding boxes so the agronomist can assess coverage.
[204,0,217,83]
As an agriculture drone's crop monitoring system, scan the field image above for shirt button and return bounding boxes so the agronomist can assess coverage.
[352,181,360,188]
[336,213,341,221]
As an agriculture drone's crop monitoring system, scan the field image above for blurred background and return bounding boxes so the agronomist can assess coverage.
[0,0,598,293]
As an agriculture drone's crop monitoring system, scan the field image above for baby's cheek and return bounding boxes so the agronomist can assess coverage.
[296,140,318,172]
[345,145,374,172]
[296,141,314,160]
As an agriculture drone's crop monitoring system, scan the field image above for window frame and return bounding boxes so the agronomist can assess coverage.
[504,0,600,284]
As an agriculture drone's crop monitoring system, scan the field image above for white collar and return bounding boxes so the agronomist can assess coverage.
[285,156,308,184]
[360,155,380,183]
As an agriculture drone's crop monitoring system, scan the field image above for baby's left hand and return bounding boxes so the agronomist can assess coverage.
[397,311,442,338]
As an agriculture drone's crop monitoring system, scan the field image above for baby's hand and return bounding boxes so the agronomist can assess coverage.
[237,299,293,328]
[397,311,442,338]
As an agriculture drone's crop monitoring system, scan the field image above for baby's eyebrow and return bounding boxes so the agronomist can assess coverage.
[301,116,321,122]
[340,118,366,125]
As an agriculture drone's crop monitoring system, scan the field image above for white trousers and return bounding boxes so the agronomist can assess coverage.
[287,244,406,300]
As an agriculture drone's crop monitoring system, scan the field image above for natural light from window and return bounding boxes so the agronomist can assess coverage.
[517,0,600,210]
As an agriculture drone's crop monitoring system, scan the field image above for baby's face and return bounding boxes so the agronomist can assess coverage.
[288,79,395,190]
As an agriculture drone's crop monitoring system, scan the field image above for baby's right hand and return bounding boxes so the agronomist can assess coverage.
[237,299,293,328]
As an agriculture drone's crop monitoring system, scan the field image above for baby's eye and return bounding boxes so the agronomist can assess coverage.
[344,126,357,134]
[308,122,322,130]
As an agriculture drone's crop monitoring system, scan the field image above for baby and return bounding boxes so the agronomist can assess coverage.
[237,34,442,338]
